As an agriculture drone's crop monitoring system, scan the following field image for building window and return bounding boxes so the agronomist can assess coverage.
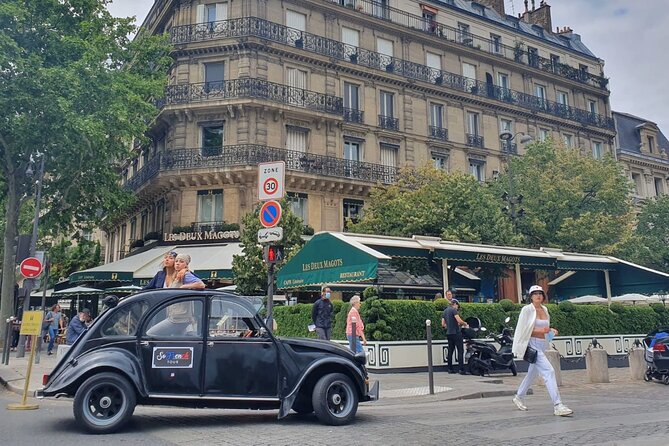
[201,124,224,156]
[422,11,436,33]
[120,224,127,250]
[430,103,444,129]
[130,217,137,242]
[588,100,598,115]
[344,82,360,110]
[539,128,551,142]
[379,90,396,129]
[140,212,148,239]
[197,189,223,223]
[380,143,398,167]
[527,46,539,67]
[500,118,513,133]
[342,27,359,48]
[432,152,448,171]
[631,173,643,196]
[376,37,394,70]
[648,136,655,154]
[490,34,502,54]
[535,84,546,103]
[344,140,361,161]
[286,127,308,153]
[108,232,116,263]
[426,51,441,71]
[469,160,485,182]
[373,0,390,20]
[592,141,603,159]
[287,192,308,223]
[550,54,560,69]
[132,159,138,176]
[467,111,480,136]
[204,62,225,92]
[457,23,472,45]
[563,134,574,148]
[196,2,228,31]
[286,10,306,32]
[155,199,165,235]
[343,198,364,229]
[497,73,509,90]
[557,91,569,106]
[654,178,665,196]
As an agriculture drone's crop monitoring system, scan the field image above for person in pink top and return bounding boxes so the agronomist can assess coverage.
[346,295,367,353]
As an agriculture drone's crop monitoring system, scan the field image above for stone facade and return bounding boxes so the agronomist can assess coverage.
[104,0,615,262]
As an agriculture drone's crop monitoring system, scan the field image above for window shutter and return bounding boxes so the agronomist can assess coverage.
[286,11,306,31]
[380,145,398,167]
[286,128,307,153]
[377,38,393,56]
[196,4,205,23]
[216,2,228,21]
[426,52,441,70]
[342,27,360,47]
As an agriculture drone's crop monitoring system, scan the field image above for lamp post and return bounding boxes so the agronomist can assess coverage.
[16,152,46,358]
[498,131,533,231]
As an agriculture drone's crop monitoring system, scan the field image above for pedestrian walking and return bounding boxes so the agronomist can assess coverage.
[66,308,90,345]
[511,285,573,416]
[346,295,367,353]
[44,304,64,355]
[311,286,333,340]
[442,299,468,374]
[143,250,178,289]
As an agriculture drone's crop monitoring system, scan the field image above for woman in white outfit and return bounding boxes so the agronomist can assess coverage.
[511,285,573,417]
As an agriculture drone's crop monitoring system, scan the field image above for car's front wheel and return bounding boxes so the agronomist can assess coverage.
[73,372,137,434]
[312,373,359,426]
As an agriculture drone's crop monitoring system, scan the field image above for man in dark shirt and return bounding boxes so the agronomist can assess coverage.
[442,299,468,374]
[311,286,334,340]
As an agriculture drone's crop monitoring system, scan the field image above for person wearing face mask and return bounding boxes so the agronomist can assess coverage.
[311,286,334,340]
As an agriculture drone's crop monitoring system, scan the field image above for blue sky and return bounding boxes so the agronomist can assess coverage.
[106,0,669,135]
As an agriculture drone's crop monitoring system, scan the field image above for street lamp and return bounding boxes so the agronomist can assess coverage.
[498,132,533,231]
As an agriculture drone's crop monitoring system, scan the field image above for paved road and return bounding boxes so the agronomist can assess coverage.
[1,376,668,446]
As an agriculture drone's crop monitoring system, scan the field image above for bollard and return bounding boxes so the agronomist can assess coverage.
[544,347,562,387]
[349,317,357,352]
[628,347,646,381]
[426,319,434,395]
[586,348,610,383]
[2,318,12,365]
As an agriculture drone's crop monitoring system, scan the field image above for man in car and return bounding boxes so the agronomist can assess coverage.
[312,286,334,340]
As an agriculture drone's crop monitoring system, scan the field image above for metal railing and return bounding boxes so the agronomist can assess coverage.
[165,78,343,115]
[168,17,614,130]
[321,0,609,90]
[501,141,518,155]
[429,126,449,141]
[125,145,398,191]
[466,134,484,148]
[378,115,399,131]
[190,221,238,232]
[343,107,364,124]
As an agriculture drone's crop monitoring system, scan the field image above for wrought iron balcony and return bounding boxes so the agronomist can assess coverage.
[429,126,449,141]
[320,0,609,90]
[378,115,399,131]
[125,145,398,192]
[501,141,518,155]
[167,17,614,130]
[190,221,239,232]
[343,107,364,124]
[466,134,484,148]
[164,78,343,115]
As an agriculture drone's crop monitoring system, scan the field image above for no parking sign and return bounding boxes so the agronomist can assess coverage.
[259,200,282,228]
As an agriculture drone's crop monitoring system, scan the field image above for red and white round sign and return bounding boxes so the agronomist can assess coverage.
[263,178,279,197]
[20,257,43,278]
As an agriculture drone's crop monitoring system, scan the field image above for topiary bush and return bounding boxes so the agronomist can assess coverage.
[499,298,517,312]
[557,300,576,313]
[361,296,394,341]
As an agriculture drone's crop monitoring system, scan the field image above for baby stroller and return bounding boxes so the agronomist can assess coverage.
[643,326,669,384]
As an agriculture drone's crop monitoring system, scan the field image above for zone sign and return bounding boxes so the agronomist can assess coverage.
[258,161,285,201]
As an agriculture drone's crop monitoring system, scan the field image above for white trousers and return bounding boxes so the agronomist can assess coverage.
[517,337,561,406]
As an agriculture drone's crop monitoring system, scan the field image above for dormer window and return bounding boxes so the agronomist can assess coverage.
[648,136,655,154]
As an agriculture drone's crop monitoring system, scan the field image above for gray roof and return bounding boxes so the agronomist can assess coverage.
[433,0,597,59]
[613,111,669,155]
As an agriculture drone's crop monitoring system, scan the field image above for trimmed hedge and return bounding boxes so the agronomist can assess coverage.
[274,299,669,341]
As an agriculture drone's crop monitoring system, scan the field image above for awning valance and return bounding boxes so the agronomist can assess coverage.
[70,246,177,283]
[276,232,390,289]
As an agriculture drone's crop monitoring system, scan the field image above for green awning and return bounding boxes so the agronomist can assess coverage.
[556,260,617,271]
[70,245,178,283]
[70,270,134,283]
[276,232,390,289]
[194,269,234,280]
[433,248,556,267]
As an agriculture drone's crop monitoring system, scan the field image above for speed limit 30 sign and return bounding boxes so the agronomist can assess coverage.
[258,161,285,201]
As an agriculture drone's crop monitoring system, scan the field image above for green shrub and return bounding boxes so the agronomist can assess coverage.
[609,302,626,314]
[499,298,517,312]
[558,300,576,313]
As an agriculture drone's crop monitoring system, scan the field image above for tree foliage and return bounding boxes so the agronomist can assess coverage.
[350,167,516,245]
[0,0,172,341]
[231,200,307,294]
[491,140,635,254]
[632,195,669,272]
[47,239,102,287]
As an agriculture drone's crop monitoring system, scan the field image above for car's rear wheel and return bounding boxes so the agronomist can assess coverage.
[73,372,136,434]
[312,373,358,426]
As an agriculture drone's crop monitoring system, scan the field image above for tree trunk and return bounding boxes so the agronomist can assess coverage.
[0,174,20,347]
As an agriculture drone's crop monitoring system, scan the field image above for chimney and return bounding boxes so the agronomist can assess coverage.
[521,0,553,32]
[476,0,505,16]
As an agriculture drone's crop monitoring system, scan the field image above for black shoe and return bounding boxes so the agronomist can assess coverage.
[448,369,456,374]
[459,370,467,375]
[47,351,52,356]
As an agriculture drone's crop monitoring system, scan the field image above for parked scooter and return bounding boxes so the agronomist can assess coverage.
[464,317,517,376]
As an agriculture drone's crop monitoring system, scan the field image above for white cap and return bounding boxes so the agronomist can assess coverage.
[528,285,545,296]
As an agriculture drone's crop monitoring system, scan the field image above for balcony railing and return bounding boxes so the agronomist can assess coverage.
[125,145,398,191]
[501,141,518,155]
[168,17,614,130]
[321,0,609,90]
[343,107,364,124]
[378,115,399,131]
[466,134,484,148]
[165,78,343,115]
[429,126,449,141]
[190,221,238,232]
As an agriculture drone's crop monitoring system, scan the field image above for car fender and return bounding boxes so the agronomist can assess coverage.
[279,357,365,418]
[43,347,146,397]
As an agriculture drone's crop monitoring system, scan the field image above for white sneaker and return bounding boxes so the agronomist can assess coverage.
[513,395,527,411]
[554,403,573,416]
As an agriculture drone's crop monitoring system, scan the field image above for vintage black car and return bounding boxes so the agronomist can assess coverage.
[38,289,378,433]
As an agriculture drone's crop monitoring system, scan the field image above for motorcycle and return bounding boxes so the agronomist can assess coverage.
[464,317,517,376]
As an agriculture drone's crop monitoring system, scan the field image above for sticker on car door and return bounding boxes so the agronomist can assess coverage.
[152,347,194,368]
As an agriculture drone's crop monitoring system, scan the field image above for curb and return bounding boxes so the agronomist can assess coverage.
[0,375,24,396]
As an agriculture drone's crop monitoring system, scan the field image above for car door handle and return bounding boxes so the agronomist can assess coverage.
[207,341,214,347]
[140,341,149,346]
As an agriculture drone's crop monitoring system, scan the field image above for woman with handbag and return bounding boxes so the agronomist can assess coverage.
[511,285,573,417]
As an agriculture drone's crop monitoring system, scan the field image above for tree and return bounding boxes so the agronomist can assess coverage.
[232,199,308,294]
[350,167,517,245]
[491,140,635,255]
[0,0,172,342]
[631,195,669,272]
[48,239,102,287]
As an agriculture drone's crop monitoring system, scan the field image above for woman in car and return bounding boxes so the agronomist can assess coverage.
[170,253,205,290]
[143,251,178,289]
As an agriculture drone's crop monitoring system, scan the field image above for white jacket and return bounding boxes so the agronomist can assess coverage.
[511,303,550,358]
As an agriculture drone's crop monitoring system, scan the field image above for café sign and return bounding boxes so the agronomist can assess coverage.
[163,230,241,242]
